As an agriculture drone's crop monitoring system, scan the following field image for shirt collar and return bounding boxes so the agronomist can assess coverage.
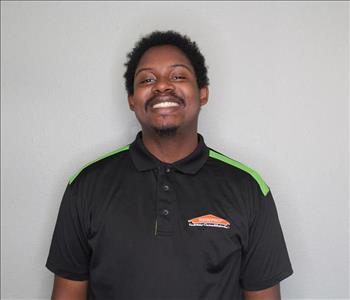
[129,131,209,174]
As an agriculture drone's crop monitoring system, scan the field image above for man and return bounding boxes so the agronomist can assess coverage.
[46,31,293,300]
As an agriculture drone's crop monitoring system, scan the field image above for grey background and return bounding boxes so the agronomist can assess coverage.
[1,1,349,299]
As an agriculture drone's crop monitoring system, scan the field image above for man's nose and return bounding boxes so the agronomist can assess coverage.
[152,78,175,94]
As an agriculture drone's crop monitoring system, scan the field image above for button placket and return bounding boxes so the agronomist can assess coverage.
[155,166,175,236]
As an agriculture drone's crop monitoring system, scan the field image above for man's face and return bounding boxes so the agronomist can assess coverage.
[128,45,208,136]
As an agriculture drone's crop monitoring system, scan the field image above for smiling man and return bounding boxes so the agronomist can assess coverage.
[46,31,293,300]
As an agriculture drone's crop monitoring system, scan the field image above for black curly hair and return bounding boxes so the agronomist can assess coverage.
[124,30,209,96]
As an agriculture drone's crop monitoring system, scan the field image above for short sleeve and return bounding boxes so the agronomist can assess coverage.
[240,186,293,291]
[46,183,90,280]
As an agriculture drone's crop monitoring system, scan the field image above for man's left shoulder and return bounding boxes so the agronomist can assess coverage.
[207,148,270,197]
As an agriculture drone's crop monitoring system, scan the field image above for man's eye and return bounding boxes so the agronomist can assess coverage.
[172,75,186,80]
[140,78,155,84]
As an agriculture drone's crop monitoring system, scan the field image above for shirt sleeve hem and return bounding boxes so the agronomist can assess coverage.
[241,268,294,291]
[46,260,89,281]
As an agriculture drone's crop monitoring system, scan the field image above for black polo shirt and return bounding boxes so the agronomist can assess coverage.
[46,132,293,300]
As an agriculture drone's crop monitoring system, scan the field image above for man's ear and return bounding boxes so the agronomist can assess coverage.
[128,95,135,111]
[199,86,209,106]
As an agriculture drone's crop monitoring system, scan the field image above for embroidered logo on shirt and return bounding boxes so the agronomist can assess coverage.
[188,214,230,229]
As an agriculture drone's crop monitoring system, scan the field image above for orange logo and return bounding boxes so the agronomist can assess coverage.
[188,214,230,229]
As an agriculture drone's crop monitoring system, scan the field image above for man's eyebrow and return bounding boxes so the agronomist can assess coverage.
[135,64,194,77]
[170,64,194,73]
[135,68,153,77]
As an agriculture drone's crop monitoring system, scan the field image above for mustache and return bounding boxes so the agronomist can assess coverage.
[145,92,185,111]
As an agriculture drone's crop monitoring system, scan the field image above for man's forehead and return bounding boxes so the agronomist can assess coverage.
[135,64,194,77]
[135,45,194,73]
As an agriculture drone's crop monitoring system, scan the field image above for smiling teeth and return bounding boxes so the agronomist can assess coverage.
[152,102,180,109]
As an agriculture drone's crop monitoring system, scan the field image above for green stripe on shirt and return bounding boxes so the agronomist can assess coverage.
[209,149,270,196]
[69,144,130,184]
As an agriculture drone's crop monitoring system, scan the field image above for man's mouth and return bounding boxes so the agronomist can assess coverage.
[152,101,180,109]
[145,95,185,111]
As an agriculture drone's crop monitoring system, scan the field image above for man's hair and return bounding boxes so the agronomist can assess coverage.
[124,30,209,95]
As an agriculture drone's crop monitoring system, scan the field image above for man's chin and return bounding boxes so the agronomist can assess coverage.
[152,126,179,137]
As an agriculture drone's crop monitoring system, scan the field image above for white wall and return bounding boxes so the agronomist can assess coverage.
[1,1,348,299]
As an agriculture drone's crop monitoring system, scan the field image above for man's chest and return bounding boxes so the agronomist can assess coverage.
[82,169,249,299]
[87,169,250,265]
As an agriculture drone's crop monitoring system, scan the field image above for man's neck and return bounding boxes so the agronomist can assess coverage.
[141,129,198,164]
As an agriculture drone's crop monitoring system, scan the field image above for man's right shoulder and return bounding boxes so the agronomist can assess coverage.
[68,144,130,185]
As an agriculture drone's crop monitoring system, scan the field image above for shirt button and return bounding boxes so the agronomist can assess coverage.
[163,184,169,191]
[161,209,169,216]
[165,167,171,173]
